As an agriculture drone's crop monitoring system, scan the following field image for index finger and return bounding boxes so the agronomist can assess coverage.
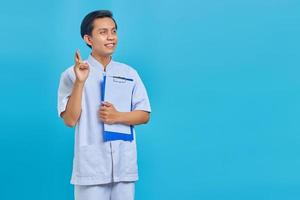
[75,49,82,63]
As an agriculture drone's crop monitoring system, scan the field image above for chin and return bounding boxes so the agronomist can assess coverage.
[105,50,115,56]
[95,50,114,57]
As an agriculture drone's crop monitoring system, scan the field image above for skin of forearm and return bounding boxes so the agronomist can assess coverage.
[62,80,85,127]
[117,110,150,126]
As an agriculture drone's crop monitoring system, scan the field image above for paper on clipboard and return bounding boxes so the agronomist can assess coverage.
[101,74,135,141]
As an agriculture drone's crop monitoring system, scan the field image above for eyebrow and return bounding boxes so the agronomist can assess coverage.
[97,27,116,31]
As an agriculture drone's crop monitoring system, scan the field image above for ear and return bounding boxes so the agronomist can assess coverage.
[83,35,92,47]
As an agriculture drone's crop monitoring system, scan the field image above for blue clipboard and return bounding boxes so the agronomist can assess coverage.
[100,74,134,142]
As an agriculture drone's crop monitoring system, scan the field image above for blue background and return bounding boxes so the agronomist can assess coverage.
[0,0,300,199]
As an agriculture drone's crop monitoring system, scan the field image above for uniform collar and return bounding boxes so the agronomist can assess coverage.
[87,54,114,72]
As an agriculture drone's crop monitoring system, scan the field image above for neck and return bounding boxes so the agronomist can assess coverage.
[91,52,112,70]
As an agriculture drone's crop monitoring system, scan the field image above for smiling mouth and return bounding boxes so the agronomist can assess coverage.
[104,43,115,48]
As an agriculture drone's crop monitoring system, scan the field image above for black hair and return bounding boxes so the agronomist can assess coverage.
[80,10,118,49]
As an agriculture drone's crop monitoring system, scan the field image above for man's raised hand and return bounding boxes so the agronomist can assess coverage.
[73,50,90,83]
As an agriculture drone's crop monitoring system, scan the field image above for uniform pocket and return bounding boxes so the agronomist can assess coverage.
[76,145,106,177]
[120,141,138,175]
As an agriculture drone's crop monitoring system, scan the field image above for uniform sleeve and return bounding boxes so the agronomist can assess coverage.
[57,70,73,118]
[131,70,151,112]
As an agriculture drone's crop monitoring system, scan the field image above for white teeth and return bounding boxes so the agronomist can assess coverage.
[105,43,114,47]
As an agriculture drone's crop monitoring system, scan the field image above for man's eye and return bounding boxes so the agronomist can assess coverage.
[100,31,106,34]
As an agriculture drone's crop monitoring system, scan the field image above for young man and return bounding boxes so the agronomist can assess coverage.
[57,10,151,200]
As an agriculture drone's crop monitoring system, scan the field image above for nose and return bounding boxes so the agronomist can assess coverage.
[107,32,115,40]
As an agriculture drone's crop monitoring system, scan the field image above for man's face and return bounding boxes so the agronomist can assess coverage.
[85,17,118,56]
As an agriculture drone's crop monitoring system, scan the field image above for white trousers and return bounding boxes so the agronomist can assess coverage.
[74,182,135,200]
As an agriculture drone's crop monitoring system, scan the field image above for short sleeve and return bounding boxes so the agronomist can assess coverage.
[131,70,151,112]
[57,70,73,118]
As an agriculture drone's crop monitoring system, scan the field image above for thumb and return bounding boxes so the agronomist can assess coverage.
[102,101,112,107]
[105,102,113,107]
